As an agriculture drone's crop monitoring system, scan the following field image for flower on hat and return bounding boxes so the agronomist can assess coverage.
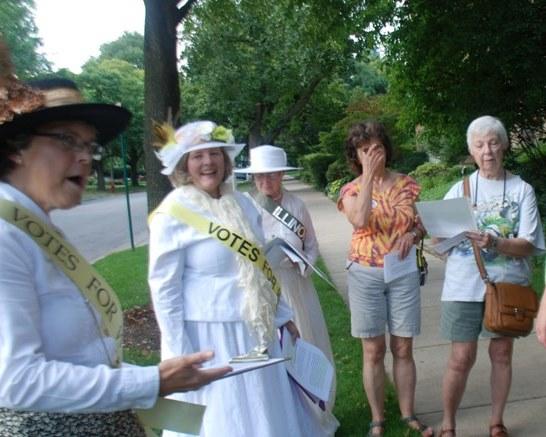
[211,125,234,143]
[0,39,45,124]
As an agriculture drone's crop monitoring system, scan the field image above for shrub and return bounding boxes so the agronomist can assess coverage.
[325,159,353,184]
[299,152,336,189]
[409,162,463,190]
[325,175,353,201]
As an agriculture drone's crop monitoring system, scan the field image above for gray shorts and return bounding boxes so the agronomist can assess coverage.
[440,301,498,341]
[346,261,421,338]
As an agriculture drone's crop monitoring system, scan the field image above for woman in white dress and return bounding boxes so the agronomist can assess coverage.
[148,122,330,437]
[235,145,337,413]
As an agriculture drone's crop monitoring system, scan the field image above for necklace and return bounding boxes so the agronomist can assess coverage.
[473,169,506,208]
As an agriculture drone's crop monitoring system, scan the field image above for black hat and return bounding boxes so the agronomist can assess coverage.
[0,77,131,144]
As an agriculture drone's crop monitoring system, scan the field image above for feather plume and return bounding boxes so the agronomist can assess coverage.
[152,120,177,150]
[0,38,44,124]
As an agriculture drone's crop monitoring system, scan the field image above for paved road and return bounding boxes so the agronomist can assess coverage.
[51,192,149,262]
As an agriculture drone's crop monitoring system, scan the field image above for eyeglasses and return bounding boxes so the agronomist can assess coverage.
[33,132,104,160]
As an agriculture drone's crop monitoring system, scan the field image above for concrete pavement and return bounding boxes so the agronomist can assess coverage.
[283,178,546,437]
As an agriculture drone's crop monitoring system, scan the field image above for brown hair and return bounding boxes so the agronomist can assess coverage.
[0,134,32,179]
[345,120,393,174]
[169,148,233,187]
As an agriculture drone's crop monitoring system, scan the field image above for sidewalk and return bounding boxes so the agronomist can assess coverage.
[283,178,546,437]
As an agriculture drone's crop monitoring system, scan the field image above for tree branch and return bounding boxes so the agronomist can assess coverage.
[176,0,198,24]
[264,75,324,144]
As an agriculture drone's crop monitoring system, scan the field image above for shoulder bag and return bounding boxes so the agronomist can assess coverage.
[463,177,538,337]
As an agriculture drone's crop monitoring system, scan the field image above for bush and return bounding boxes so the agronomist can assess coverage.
[392,145,429,175]
[325,159,353,184]
[409,162,463,190]
[299,152,336,189]
[325,175,353,201]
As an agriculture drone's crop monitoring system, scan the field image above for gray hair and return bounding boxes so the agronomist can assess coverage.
[168,148,233,188]
[466,115,509,152]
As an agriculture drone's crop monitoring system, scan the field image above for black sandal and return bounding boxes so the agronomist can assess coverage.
[401,415,434,436]
[367,420,386,437]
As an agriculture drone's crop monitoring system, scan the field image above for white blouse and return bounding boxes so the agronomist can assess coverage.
[0,182,159,412]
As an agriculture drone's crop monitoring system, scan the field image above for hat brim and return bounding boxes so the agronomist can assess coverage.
[160,142,245,175]
[0,103,131,144]
[234,165,300,174]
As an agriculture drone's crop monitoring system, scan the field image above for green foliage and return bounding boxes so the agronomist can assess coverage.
[325,175,353,201]
[391,144,429,175]
[326,159,353,184]
[0,0,51,78]
[376,0,546,161]
[98,32,144,69]
[181,0,369,146]
[93,246,149,310]
[299,152,336,189]
[409,162,462,201]
[79,53,145,187]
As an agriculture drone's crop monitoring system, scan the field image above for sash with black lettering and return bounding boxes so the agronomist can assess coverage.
[150,200,281,297]
[0,199,206,437]
[0,199,124,366]
[250,190,306,245]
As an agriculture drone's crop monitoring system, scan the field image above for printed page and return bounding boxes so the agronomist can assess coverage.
[216,357,288,380]
[383,245,418,283]
[415,197,477,238]
[281,336,334,402]
[433,231,468,254]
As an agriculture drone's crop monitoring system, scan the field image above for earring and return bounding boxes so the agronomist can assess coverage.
[15,157,23,165]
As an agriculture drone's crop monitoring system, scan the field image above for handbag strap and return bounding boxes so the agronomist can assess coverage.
[463,177,491,283]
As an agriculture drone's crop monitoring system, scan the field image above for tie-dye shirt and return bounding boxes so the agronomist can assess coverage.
[337,174,420,267]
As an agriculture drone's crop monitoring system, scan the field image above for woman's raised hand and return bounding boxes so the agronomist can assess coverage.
[358,143,384,181]
[158,351,231,396]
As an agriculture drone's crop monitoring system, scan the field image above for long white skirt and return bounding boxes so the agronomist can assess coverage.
[277,265,336,408]
[163,321,332,437]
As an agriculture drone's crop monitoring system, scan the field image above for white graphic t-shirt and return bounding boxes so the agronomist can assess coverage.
[442,171,545,302]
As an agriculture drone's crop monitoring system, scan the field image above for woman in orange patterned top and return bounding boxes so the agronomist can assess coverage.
[337,121,432,437]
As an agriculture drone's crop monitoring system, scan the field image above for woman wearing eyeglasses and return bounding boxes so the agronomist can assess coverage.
[437,116,544,437]
[0,73,230,435]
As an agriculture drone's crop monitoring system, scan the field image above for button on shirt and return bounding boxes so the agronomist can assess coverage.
[0,182,159,412]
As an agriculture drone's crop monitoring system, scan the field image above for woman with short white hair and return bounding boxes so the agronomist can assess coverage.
[438,115,545,437]
[236,145,337,430]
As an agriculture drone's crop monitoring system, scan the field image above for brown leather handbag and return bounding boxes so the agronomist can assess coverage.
[464,177,538,337]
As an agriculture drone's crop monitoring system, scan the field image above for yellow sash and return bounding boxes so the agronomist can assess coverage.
[150,200,281,296]
[0,199,205,436]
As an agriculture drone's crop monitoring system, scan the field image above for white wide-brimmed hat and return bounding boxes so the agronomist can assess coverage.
[153,120,245,175]
[234,145,300,174]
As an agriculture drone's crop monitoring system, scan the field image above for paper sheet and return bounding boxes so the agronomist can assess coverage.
[281,336,334,402]
[136,397,206,435]
[264,238,337,289]
[383,246,418,283]
[415,197,477,238]
[433,231,468,254]
[217,357,288,379]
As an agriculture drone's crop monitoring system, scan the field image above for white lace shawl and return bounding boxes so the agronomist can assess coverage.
[177,183,277,349]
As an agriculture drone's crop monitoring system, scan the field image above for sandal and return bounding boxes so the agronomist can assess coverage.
[438,429,455,437]
[367,420,386,437]
[489,423,508,437]
[401,415,434,436]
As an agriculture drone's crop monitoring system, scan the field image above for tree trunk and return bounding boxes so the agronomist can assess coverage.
[143,0,183,212]
[248,102,266,148]
[95,161,106,191]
